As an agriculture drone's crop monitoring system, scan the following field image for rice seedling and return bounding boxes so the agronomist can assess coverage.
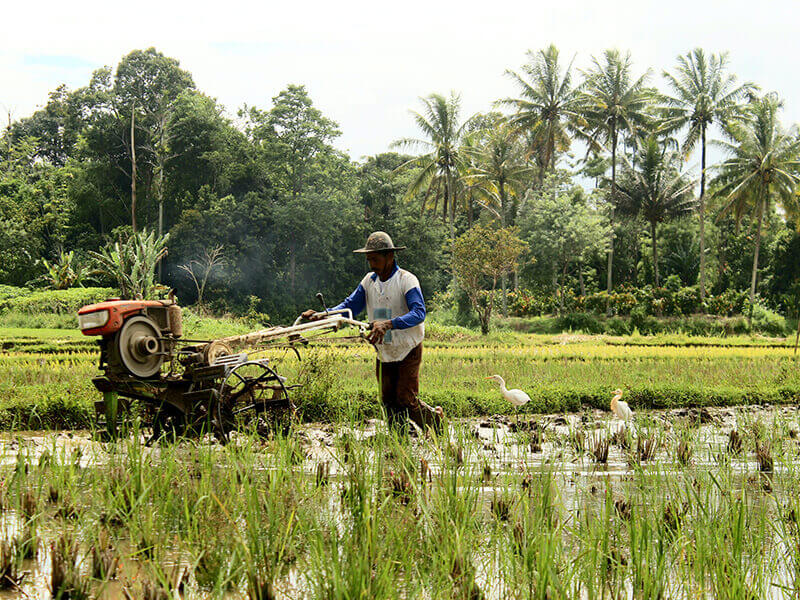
[614,498,632,520]
[662,501,687,534]
[387,468,413,505]
[611,425,632,449]
[568,426,585,455]
[315,460,330,486]
[755,441,774,473]
[636,434,659,463]
[676,429,694,466]
[51,534,91,599]
[137,565,187,600]
[7,323,800,597]
[0,539,25,590]
[728,429,743,455]
[589,432,610,463]
[90,529,118,581]
[420,457,431,484]
[489,494,511,521]
[447,443,465,467]
[17,517,39,559]
[21,489,37,518]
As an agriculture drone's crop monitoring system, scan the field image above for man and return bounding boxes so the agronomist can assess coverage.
[303,231,443,431]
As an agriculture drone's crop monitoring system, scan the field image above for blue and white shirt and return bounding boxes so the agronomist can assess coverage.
[334,262,425,362]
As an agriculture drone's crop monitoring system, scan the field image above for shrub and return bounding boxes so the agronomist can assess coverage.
[0,285,26,302]
[664,274,682,292]
[751,302,788,336]
[555,312,603,334]
[675,286,701,315]
[630,306,661,335]
[604,317,632,336]
[0,287,117,315]
[90,229,169,300]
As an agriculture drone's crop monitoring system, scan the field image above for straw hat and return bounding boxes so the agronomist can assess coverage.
[353,231,406,254]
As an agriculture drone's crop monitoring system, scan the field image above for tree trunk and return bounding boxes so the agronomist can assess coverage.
[447,174,457,289]
[651,221,659,287]
[606,127,617,315]
[482,283,495,335]
[748,192,765,325]
[289,247,297,296]
[499,179,508,318]
[633,224,640,284]
[699,126,707,302]
[156,159,164,281]
[130,107,137,233]
[559,263,568,315]
[553,271,561,316]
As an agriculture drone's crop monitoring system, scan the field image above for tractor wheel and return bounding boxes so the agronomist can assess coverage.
[215,361,296,441]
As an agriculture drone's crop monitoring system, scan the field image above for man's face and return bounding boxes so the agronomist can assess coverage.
[366,251,393,274]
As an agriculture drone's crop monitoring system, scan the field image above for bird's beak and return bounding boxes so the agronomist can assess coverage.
[484,376,493,380]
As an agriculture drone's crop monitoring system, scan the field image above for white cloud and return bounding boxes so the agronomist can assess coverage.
[2,0,799,160]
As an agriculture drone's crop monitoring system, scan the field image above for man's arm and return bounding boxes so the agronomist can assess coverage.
[332,284,367,317]
[390,287,426,330]
[303,283,366,321]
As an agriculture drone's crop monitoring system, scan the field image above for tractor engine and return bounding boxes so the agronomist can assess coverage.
[78,299,183,378]
[78,296,367,441]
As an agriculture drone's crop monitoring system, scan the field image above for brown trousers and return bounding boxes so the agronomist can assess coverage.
[375,344,440,431]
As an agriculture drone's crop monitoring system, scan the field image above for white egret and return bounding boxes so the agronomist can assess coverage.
[486,375,531,426]
[610,388,633,421]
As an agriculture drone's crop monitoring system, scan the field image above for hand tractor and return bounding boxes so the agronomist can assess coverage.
[77,295,368,441]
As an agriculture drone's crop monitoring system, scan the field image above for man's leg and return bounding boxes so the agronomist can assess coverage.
[376,358,402,428]
[395,344,443,431]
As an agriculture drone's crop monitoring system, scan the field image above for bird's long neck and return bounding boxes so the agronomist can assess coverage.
[611,395,622,409]
[496,377,507,393]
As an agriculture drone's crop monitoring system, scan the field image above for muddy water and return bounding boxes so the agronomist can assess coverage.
[0,404,798,599]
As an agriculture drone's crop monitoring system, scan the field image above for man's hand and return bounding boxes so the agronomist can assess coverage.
[368,319,392,344]
[301,309,322,321]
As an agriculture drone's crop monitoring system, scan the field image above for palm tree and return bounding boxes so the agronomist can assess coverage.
[462,117,534,314]
[462,119,533,226]
[393,92,468,248]
[662,48,755,301]
[712,94,800,318]
[615,136,696,286]
[579,49,653,304]
[500,44,581,180]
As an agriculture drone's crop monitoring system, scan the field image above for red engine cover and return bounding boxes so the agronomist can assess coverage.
[78,299,166,336]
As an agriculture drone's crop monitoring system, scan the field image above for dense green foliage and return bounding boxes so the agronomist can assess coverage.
[2,45,800,326]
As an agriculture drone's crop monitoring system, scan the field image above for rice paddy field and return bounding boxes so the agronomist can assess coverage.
[2,322,800,428]
[3,322,800,597]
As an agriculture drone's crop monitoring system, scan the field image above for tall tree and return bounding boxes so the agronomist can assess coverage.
[579,49,653,305]
[245,84,341,200]
[462,118,533,226]
[712,94,800,318]
[462,117,533,314]
[500,44,581,179]
[662,48,755,300]
[452,224,527,334]
[615,136,696,286]
[114,48,195,236]
[518,173,610,312]
[243,85,345,295]
[394,93,468,285]
[75,50,195,236]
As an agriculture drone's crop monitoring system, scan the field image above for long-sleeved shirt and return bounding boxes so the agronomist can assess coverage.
[334,261,425,362]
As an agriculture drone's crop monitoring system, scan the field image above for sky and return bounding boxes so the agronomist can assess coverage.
[2,0,799,166]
